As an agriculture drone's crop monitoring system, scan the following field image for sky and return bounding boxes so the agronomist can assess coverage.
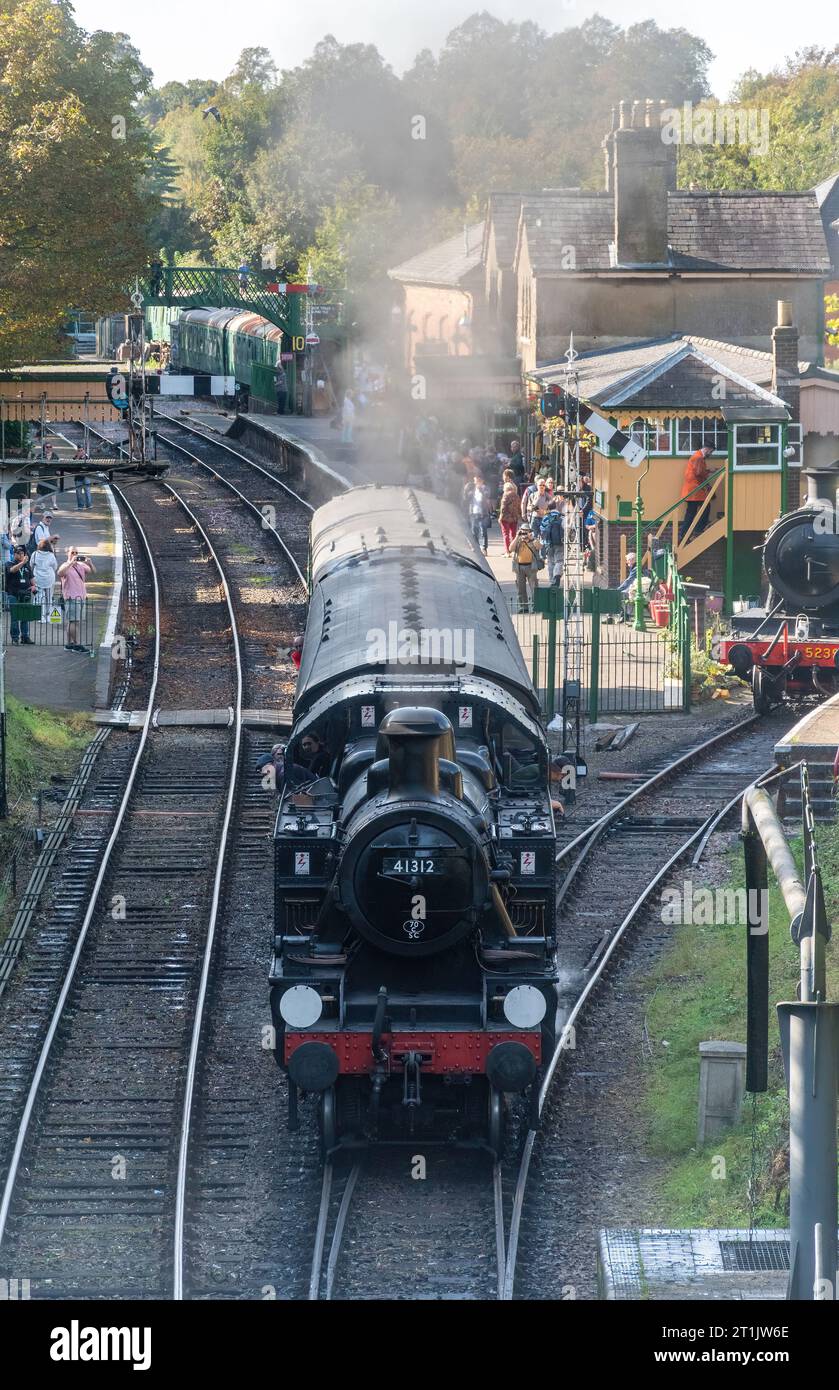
[69,0,834,99]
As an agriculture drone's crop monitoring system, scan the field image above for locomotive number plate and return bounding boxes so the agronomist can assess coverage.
[382,857,437,876]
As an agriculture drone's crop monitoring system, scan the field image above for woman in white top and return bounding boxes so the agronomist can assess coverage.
[31,539,58,621]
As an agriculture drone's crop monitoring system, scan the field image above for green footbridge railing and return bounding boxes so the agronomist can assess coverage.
[137,266,302,338]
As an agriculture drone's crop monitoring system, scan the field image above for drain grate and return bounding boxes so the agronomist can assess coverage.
[719,1239,790,1272]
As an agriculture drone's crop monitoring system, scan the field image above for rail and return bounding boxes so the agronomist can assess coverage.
[0,486,163,1248]
[501,711,773,1298]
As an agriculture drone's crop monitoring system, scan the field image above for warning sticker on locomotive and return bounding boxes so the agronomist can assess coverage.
[360,705,376,728]
[458,706,473,728]
[294,852,310,876]
[520,851,536,875]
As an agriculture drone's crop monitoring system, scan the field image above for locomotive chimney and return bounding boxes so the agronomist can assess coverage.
[379,707,456,799]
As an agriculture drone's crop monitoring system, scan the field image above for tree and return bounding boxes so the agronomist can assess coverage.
[0,0,155,365]
[827,293,839,364]
[680,48,839,191]
[224,46,277,96]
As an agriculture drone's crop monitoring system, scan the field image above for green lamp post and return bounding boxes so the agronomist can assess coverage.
[633,454,651,632]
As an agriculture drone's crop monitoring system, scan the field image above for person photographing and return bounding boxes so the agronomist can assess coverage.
[57,546,95,653]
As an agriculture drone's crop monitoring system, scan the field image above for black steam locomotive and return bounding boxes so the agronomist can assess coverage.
[721,460,839,711]
[269,487,560,1158]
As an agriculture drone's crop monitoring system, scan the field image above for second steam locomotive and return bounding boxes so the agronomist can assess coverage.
[269,487,561,1158]
[721,459,839,710]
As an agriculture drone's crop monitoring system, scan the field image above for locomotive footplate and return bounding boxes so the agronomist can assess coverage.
[284,1029,541,1075]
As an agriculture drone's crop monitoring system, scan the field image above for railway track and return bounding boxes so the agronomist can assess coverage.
[302,708,789,1300]
[0,479,244,1298]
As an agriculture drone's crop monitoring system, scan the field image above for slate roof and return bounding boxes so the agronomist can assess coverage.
[482,192,528,267]
[530,336,791,412]
[388,221,484,287]
[814,173,839,271]
[504,189,832,275]
[517,193,614,273]
[667,192,831,273]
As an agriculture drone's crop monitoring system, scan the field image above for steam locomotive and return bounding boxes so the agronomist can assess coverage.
[269,487,560,1159]
[720,460,839,711]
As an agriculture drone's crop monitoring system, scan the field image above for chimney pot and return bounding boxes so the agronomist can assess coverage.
[777,299,793,328]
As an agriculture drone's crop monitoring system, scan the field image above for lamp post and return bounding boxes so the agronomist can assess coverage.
[633,453,651,632]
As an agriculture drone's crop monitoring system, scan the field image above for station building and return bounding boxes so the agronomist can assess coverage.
[389,102,838,426]
[529,307,839,608]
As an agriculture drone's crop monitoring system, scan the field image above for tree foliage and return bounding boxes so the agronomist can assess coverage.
[680,47,839,190]
[0,0,155,365]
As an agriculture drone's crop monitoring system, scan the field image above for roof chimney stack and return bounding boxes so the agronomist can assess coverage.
[771,301,800,423]
[610,98,677,266]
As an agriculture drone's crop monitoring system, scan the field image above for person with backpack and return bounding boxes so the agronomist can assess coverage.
[540,504,565,585]
[28,512,54,557]
[510,522,542,611]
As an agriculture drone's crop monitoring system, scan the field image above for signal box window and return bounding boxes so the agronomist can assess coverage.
[676,416,728,455]
[733,423,781,471]
[629,417,672,454]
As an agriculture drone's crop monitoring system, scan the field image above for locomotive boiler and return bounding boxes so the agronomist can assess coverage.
[721,459,839,711]
[269,487,560,1158]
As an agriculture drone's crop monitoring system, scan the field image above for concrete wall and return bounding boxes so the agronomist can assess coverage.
[524,275,826,373]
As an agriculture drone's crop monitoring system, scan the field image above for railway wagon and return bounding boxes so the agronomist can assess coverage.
[721,459,839,711]
[269,486,561,1159]
[146,306,285,391]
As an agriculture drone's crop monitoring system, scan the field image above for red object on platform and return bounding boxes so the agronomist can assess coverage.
[650,599,670,628]
[284,1030,541,1074]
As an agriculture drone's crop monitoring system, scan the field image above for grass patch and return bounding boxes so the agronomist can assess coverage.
[4,695,91,805]
[641,825,839,1227]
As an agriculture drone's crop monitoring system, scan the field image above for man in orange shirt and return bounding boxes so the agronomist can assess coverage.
[680,446,714,539]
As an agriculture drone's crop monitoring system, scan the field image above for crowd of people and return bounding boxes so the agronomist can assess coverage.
[413,430,602,612]
[2,451,97,652]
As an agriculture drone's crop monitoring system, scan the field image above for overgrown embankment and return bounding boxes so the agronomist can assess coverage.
[642,825,839,1226]
[0,697,91,926]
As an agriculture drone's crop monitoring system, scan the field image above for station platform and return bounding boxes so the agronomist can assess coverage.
[3,432,118,714]
[773,694,839,821]
[598,1227,794,1299]
[774,692,839,763]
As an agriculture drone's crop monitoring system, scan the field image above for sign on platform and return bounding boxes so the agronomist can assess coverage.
[48,607,63,625]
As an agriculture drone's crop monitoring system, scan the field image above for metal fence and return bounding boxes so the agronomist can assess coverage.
[2,599,100,651]
[510,579,691,720]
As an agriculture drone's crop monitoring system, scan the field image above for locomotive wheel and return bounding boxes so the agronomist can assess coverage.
[318,1087,337,1161]
[487,1087,506,1162]
[752,666,781,715]
[335,1079,365,1144]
